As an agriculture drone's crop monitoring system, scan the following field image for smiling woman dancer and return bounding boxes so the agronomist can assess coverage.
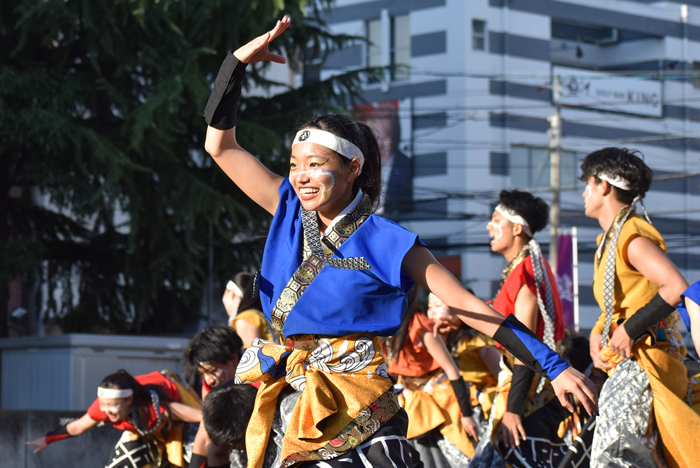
[203,16,596,468]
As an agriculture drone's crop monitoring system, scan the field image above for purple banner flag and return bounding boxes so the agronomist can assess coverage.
[556,234,575,328]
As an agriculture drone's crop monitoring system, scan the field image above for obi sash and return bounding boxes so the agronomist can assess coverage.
[236,335,400,467]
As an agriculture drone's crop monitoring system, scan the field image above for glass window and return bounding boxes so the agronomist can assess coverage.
[510,146,579,190]
[367,15,410,83]
[693,62,700,89]
[392,15,410,81]
[367,19,383,69]
[472,19,486,51]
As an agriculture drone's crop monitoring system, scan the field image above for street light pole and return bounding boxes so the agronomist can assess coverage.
[548,75,562,269]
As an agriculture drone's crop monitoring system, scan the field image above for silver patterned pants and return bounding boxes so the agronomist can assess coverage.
[590,358,666,468]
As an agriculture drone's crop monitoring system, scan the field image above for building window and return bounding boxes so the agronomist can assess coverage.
[693,62,700,89]
[472,19,486,51]
[510,146,579,190]
[391,15,410,81]
[366,14,410,83]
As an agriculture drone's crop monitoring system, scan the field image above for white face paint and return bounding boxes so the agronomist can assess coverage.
[583,184,592,206]
[291,168,337,200]
[487,221,503,243]
[427,293,450,321]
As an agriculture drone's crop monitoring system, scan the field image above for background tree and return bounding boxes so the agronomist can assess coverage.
[0,0,364,336]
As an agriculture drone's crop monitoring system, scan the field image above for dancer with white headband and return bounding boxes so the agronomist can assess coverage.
[203,17,596,468]
[223,272,280,348]
[471,190,568,468]
[27,369,202,468]
[579,147,699,467]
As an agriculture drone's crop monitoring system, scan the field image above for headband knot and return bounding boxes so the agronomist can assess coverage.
[598,173,631,191]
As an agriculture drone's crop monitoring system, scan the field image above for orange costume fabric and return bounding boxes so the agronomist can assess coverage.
[388,312,476,459]
[88,370,201,467]
[233,308,276,344]
[491,256,565,342]
[388,312,441,377]
[450,333,499,418]
[236,334,400,468]
[593,215,700,468]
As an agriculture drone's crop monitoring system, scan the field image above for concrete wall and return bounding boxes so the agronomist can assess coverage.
[0,334,190,410]
[1,409,122,468]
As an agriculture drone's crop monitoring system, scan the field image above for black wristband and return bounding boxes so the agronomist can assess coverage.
[203,52,248,130]
[188,453,206,468]
[449,376,473,417]
[507,364,536,417]
[623,293,676,340]
[205,464,229,468]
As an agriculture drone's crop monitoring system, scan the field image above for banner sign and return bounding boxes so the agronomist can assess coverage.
[553,66,663,117]
[556,234,575,329]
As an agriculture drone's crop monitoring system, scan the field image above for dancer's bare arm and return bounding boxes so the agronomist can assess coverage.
[168,402,202,423]
[26,413,98,453]
[204,17,291,215]
[402,244,598,416]
[501,285,538,448]
[609,237,688,357]
[422,332,479,440]
[628,236,687,311]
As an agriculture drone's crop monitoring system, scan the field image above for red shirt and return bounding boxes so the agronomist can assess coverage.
[491,256,565,342]
[87,371,179,432]
[388,312,443,378]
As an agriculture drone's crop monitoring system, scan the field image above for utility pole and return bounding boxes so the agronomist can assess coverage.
[547,75,562,269]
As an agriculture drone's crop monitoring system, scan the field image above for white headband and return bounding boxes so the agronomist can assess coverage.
[292,129,365,170]
[97,387,134,399]
[226,280,243,297]
[598,173,631,191]
[495,204,533,237]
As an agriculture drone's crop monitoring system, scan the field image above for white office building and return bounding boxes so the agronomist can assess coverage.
[303,0,700,334]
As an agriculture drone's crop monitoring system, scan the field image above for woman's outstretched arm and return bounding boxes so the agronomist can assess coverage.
[26,413,98,454]
[203,17,291,215]
[402,244,598,416]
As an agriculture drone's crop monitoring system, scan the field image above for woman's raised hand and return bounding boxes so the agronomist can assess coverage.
[233,16,291,65]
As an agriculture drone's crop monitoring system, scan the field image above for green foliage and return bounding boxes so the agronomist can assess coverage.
[0,0,364,334]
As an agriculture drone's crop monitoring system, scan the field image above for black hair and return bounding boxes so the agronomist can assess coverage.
[498,190,549,235]
[388,285,423,364]
[182,325,243,386]
[561,334,593,373]
[202,381,258,448]
[99,370,171,408]
[579,147,653,205]
[296,114,383,207]
[232,272,262,313]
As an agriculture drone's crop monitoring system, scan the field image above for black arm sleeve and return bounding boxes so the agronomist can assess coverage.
[188,453,206,468]
[203,53,248,130]
[507,364,536,417]
[449,376,473,417]
[492,314,569,380]
[623,293,676,340]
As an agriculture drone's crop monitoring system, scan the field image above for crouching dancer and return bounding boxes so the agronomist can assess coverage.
[27,370,202,468]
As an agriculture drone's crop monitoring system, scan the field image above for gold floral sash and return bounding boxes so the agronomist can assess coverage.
[236,335,399,467]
